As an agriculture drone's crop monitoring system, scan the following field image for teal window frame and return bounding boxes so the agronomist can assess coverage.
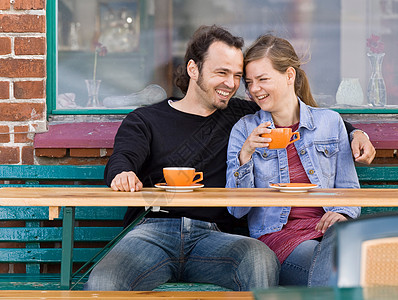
[46,1,144,115]
[46,1,398,116]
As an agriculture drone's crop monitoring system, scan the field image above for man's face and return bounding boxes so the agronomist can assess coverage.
[194,41,244,110]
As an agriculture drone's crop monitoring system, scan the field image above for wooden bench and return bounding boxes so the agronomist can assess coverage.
[355,165,398,215]
[0,165,229,291]
[0,164,396,291]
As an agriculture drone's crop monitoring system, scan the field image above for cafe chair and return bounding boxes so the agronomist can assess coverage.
[333,212,398,287]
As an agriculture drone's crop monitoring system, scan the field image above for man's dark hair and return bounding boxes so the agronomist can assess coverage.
[174,25,244,94]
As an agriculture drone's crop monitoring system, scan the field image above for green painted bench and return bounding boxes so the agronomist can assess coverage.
[0,164,396,290]
[0,164,229,291]
[355,165,398,215]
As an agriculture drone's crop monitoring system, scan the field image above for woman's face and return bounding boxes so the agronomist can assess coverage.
[245,56,292,113]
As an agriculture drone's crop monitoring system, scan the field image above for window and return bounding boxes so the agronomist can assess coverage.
[48,0,398,115]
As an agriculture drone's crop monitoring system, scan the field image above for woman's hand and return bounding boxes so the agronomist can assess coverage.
[315,211,347,233]
[239,121,272,165]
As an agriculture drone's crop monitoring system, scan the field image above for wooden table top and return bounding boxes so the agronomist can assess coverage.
[0,290,253,299]
[0,187,397,207]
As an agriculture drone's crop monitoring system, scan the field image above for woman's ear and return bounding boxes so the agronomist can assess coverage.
[187,59,199,80]
[286,66,296,84]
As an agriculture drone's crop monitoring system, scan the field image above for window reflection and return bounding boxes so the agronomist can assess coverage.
[56,0,398,111]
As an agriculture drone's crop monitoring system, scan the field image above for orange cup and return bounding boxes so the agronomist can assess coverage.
[163,167,203,186]
[261,128,300,149]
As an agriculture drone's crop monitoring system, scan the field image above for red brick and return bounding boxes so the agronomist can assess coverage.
[0,15,45,33]
[14,37,45,55]
[0,125,10,143]
[0,37,11,55]
[22,146,34,164]
[375,149,395,158]
[0,59,45,78]
[0,81,9,99]
[14,81,45,99]
[0,0,10,10]
[70,148,103,157]
[14,125,31,143]
[0,147,20,164]
[60,157,109,165]
[35,148,66,158]
[0,102,45,121]
[14,0,45,10]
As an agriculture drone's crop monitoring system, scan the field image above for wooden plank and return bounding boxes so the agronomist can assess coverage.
[0,290,254,299]
[0,206,126,220]
[356,166,398,182]
[0,248,109,263]
[0,227,122,242]
[355,123,398,149]
[0,165,105,181]
[49,206,60,220]
[1,187,398,207]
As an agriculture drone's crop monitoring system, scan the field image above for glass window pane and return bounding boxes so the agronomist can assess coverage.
[56,0,398,113]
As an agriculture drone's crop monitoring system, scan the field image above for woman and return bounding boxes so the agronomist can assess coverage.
[226,34,360,286]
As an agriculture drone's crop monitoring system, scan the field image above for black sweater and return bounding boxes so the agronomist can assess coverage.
[105,98,258,231]
[105,98,355,231]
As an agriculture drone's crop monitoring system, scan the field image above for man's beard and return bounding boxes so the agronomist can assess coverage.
[197,73,231,110]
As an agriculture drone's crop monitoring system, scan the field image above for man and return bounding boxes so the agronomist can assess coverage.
[85,25,375,291]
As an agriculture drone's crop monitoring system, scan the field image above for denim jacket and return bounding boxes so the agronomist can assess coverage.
[226,99,360,238]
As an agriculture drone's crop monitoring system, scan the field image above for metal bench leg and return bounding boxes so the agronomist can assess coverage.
[61,206,75,289]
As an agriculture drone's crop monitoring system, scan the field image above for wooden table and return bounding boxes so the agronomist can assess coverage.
[1,187,397,289]
[1,187,398,219]
[0,290,254,299]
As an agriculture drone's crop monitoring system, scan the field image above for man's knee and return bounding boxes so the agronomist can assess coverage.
[235,238,280,288]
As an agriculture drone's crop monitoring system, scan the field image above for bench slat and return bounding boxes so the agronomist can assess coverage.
[0,207,126,220]
[0,165,105,181]
[0,227,122,242]
[0,248,106,263]
[356,166,398,182]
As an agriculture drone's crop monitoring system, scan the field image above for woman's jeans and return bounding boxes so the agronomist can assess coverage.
[279,227,335,286]
[84,217,279,291]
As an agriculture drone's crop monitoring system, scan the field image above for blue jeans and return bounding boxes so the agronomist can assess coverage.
[84,217,279,291]
[279,240,319,286]
[279,227,335,287]
[308,226,336,287]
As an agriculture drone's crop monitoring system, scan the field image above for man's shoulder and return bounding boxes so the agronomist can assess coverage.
[124,99,171,119]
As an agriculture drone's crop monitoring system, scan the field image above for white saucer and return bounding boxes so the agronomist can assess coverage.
[155,183,204,192]
[270,183,318,193]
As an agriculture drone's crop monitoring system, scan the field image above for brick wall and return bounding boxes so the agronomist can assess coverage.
[0,0,46,165]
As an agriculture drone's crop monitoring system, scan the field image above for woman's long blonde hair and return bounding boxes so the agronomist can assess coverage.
[244,34,318,107]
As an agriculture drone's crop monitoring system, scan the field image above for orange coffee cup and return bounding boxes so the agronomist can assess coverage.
[261,128,300,149]
[163,167,203,186]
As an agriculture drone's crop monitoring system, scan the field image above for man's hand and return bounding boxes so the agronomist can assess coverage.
[315,211,347,233]
[110,171,143,192]
[351,130,376,165]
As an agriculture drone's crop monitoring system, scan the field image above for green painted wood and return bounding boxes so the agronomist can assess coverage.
[61,207,75,289]
[0,248,108,263]
[0,274,86,290]
[153,283,231,292]
[0,227,122,242]
[0,165,105,181]
[0,207,126,220]
[356,166,398,182]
